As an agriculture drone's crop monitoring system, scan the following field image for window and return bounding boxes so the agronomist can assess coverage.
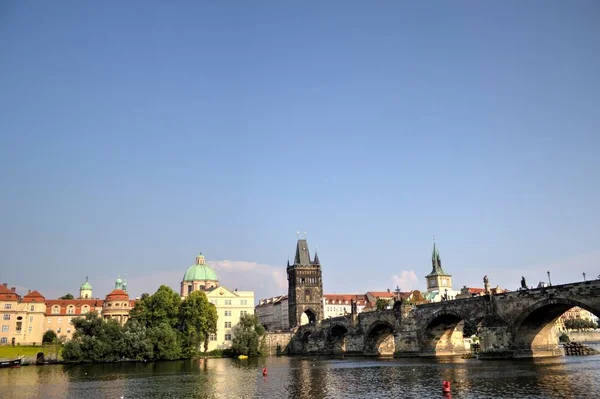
[82,307,88,314]
[52,306,60,314]
[305,289,311,302]
[224,321,231,328]
[224,310,231,317]
[0,337,6,343]
[28,326,32,333]
[4,304,12,309]
[1,325,8,332]
[210,300,217,305]
[57,328,61,333]
[67,328,71,334]
[47,318,51,324]
[29,316,33,322]
[240,311,248,317]
[16,322,22,332]
[429,279,435,287]
[188,284,192,295]
[58,318,62,324]
[69,318,73,324]
[225,300,232,305]
[2,314,9,320]
[209,334,216,341]
[67,307,75,314]
[240,299,248,306]
[225,334,232,341]
[30,305,35,311]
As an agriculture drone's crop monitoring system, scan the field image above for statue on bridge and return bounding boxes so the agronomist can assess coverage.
[484,275,490,294]
[521,276,528,290]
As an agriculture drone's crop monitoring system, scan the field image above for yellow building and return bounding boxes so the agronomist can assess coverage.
[0,284,46,345]
[180,253,255,351]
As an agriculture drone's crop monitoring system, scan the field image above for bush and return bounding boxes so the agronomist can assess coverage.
[42,330,58,344]
[559,333,570,343]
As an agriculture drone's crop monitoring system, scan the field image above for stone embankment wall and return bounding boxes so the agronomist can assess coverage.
[264,332,294,355]
[567,331,600,343]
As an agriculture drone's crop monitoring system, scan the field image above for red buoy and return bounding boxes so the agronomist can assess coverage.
[442,380,451,394]
[262,367,268,376]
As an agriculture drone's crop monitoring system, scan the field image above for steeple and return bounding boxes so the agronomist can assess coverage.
[313,251,320,265]
[427,240,449,277]
[294,239,311,266]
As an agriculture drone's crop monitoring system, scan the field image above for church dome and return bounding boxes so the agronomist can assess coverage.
[80,278,92,290]
[183,253,218,282]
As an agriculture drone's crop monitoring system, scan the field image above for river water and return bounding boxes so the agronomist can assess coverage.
[1,355,599,399]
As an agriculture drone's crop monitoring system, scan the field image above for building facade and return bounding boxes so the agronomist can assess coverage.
[0,284,46,346]
[287,238,324,328]
[180,253,255,351]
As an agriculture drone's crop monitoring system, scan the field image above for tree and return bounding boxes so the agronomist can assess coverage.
[376,298,390,311]
[62,312,125,362]
[42,330,58,344]
[60,293,74,300]
[564,318,598,331]
[178,290,218,355]
[231,314,266,357]
[129,286,181,329]
[146,323,181,360]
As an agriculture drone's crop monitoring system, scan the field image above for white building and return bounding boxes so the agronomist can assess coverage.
[323,294,367,318]
[180,253,255,351]
[256,295,288,331]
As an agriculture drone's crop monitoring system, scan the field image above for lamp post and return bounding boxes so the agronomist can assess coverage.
[547,271,552,286]
[583,272,586,282]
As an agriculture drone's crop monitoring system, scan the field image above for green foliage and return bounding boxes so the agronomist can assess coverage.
[59,293,74,300]
[63,285,219,363]
[376,298,390,311]
[42,330,58,344]
[564,318,598,330]
[129,286,181,329]
[146,323,181,360]
[178,291,218,355]
[559,332,570,343]
[231,314,266,357]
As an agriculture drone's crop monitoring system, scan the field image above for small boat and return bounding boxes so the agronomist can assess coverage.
[238,355,248,359]
[0,358,23,368]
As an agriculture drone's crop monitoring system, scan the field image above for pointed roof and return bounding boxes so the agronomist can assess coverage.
[314,251,320,265]
[426,241,450,277]
[294,239,312,266]
[22,290,45,303]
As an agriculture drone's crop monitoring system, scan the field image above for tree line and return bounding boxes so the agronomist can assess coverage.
[563,318,598,331]
[61,285,265,363]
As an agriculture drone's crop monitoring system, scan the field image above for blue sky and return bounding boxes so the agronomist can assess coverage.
[1,1,599,301]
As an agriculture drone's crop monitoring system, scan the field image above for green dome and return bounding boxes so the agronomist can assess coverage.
[183,264,218,281]
[80,277,92,290]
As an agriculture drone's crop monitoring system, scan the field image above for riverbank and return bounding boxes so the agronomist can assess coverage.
[0,345,61,363]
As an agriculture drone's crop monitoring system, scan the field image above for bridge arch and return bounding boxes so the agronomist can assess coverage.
[421,310,471,356]
[364,320,395,356]
[511,297,600,357]
[300,308,317,326]
[325,323,349,354]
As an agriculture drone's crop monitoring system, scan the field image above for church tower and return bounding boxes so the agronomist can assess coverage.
[425,240,452,292]
[287,237,324,328]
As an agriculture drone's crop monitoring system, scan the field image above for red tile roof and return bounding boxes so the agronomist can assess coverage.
[105,289,129,301]
[45,299,104,316]
[0,284,19,301]
[324,294,367,305]
[366,291,396,298]
[22,290,45,303]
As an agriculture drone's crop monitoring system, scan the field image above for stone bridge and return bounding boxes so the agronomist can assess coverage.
[287,280,600,358]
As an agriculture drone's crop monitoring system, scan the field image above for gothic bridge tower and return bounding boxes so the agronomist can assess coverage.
[287,238,324,328]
